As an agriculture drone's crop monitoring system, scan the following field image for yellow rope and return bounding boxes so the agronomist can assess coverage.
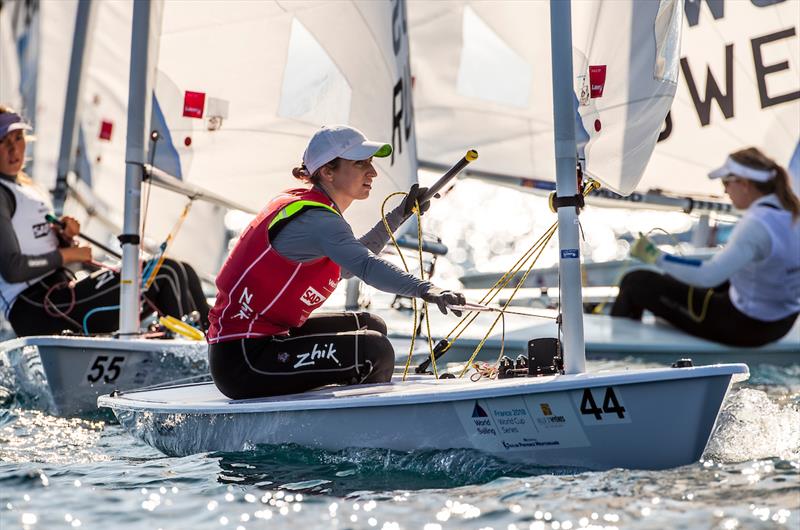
[687,286,714,323]
[144,200,193,290]
[457,223,558,377]
[380,191,437,380]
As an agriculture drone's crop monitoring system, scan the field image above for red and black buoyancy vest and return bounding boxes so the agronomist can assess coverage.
[207,188,342,343]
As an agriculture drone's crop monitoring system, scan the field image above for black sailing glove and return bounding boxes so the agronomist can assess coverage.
[402,183,438,217]
[422,286,466,316]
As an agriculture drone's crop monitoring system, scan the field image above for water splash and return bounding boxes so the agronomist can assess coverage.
[705,388,800,462]
[213,444,581,496]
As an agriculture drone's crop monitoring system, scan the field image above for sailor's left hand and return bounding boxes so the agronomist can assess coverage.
[402,184,439,217]
[630,234,660,264]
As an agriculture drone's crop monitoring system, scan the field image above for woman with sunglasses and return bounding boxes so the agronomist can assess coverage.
[612,147,799,347]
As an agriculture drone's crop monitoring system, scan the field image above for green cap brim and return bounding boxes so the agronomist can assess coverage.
[374,144,392,158]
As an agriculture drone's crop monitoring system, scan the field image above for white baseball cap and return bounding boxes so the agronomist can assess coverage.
[708,156,776,182]
[303,125,392,176]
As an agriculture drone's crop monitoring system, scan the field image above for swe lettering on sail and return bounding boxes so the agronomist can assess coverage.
[659,0,798,141]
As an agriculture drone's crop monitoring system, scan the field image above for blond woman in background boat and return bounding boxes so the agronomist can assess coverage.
[207,125,465,399]
[0,105,210,337]
[612,147,800,347]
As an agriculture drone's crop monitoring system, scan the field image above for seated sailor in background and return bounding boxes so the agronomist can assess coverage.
[207,125,465,399]
[0,105,210,337]
[612,147,799,347]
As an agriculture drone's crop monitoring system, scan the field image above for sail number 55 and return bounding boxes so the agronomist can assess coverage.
[85,355,126,384]
[577,387,631,424]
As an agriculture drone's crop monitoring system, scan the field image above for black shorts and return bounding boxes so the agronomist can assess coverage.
[209,311,395,399]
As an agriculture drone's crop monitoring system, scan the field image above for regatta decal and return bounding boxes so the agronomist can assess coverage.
[574,386,631,425]
[300,286,325,307]
[561,249,580,259]
[456,395,590,452]
[589,65,607,98]
[293,343,340,369]
[232,287,255,320]
[83,355,126,386]
[183,91,206,119]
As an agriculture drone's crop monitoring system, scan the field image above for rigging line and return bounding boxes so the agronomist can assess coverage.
[144,200,194,291]
[444,222,557,348]
[451,179,595,368]
[381,191,437,380]
[456,224,558,378]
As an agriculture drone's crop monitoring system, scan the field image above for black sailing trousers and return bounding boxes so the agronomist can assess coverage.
[8,258,209,336]
[611,269,797,347]
[209,311,395,400]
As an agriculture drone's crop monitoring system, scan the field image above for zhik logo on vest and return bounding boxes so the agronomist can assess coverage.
[300,286,325,307]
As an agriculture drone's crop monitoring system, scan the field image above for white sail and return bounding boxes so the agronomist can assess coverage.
[0,1,24,111]
[152,0,418,236]
[410,0,799,201]
[641,0,800,199]
[65,0,418,276]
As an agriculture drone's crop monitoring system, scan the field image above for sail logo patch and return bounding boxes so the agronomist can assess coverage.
[183,91,206,118]
[589,65,607,98]
[300,286,325,307]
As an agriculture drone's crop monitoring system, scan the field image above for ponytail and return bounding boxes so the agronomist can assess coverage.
[291,158,342,186]
[730,147,800,221]
[292,164,314,183]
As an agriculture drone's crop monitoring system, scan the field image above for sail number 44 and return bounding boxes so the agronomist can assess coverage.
[85,355,125,384]
[577,387,631,424]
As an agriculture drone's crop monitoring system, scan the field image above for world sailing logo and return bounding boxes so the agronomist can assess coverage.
[472,402,488,418]
[470,402,496,436]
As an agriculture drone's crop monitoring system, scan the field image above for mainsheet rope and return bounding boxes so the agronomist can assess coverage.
[382,178,601,381]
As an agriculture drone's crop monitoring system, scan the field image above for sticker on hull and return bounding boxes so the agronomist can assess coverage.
[457,394,590,452]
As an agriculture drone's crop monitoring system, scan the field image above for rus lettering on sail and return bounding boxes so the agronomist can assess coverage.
[390,0,413,166]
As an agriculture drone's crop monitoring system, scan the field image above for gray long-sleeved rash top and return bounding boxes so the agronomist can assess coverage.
[271,189,432,298]
[0,174,63,284]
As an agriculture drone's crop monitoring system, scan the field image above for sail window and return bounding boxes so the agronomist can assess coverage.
[278,18,352,125]
[653,0,682,83]
[456,6,531,108]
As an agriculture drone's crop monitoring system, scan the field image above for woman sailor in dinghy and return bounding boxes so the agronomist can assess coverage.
[612,147,800,347]
[0,106,210,336]
[207,125,465,399]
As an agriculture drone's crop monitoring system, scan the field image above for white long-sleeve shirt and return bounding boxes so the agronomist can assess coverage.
[658,210,772,288]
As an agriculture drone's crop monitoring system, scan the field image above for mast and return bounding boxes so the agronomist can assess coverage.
[119,0,162,336]
[52,0,95,216]
[549,0,586,373]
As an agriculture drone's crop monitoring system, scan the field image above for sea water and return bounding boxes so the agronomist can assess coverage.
[0,357,797,530]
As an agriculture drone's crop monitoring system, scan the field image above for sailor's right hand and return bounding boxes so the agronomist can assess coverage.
[60,245,92,264]
[629,234,660,264]
[422,286,466,316]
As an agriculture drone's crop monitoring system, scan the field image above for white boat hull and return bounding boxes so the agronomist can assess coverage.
[100,364,748,470]
[0,335,208,417]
